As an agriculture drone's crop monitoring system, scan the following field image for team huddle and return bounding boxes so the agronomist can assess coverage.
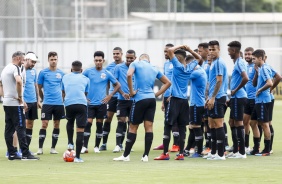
[0,40,280,162]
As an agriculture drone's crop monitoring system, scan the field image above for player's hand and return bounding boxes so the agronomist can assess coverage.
[161,102,165,112]
[207,97,215,110]
[166,96,171,102]
[183,45,191,51]
[231,90,236,96]
[37,101,42,109]
[204,99,209,109]
[102,95,112,104]
[24,102,28,112]
[256,89,261,97]
[15,96,23,104]
[122,93,130,100]
[130,90,138,97]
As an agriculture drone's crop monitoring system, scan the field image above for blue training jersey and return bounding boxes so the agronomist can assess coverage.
[114,63,133,100]
[190,67,207,106]
[246,62,256,99]
[208,57,228,99]
[37,68,65,105]
[62,72,90,106]
[106,62,123,98]
[170,56,198,99]
[203,60,210,81]
[24,68,37,103]
[230,58,247,98]
[266,63,277,100]
[255,64,272,103]
[163,60,174,97]
[83,67,117,105]
[129,60,163,102]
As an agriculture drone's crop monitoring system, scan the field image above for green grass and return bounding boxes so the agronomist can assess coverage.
[0,101,282,183]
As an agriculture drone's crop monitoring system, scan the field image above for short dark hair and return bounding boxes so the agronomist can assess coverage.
[126,49,136,56]
[252,49,265,58]
[244,47,254,52]
[72,60,82,68]
[94,51,104,59]
[113,47,122,52]
[228,41,241,51]
[165,43,174,47]
[185,55,194,61]
[208,40,220,47]
[174,49,186,58]
[198,42,209,49]
[48,51,57,59]
[194,49,198,53]
[12,51,24,58]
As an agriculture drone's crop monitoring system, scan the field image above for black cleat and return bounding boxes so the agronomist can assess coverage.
[21,155,40,161]
[8,154,22,161]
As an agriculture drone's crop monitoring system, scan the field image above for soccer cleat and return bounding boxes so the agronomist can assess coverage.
[225,146,233,152]
[183,150,190,157]
[270,150,273,154]
[233,153,247,159]
[208,154,226,160]
[99,144,107,151]
[203,153,215,159]
[255,152,270,156]
[50,148,59,154]
[248,149,259,155]
[170,145,179,152]
[36,148,43,155]
[113,155,130,161]
[74,157,84,163]
[201,147,211,155]
[189,152,202,158]
[81,147,88,154]
[154,153,170,160]
[68,144,74,150]
[18,149,22,157]
[175,154,184,160]
[8,154,22,161]
[189,148,195,154]
[245,147,251,155]
[21,155,40,161]
[141,155,149,162]
[113,145,121,153]
[226,152,237,158]
[153,144,164,150]
[94,147,100,153]
[5,151,9,158]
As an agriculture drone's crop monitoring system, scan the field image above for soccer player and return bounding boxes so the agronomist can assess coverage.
[250,49,273,156]
[243,47,256,154]
[204,40,228,160]
[226,41,248,159]
[100,47,124,151]
[36,51,65,155]
[113,54,171,162]
[23,52,41,148]
[154,44,202,161]
[62,61,90,163]
[82,51,121,153]
[112,49,136,153]
[153,43,180,152]
[0,51,39,160]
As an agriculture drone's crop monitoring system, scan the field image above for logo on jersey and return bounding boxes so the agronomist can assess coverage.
[56,73,62,79]
[30,70,35,76]
[101,73,106,79]
[169,64,173,69]
[210,63,214,70]
[249,67,253,73]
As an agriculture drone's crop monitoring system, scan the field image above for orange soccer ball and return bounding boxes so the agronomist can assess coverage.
[63,150,76,162]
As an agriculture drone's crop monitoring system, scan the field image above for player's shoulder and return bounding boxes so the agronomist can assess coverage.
[106,61,116,68]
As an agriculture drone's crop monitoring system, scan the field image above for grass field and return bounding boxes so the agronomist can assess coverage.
[0,101,282,184]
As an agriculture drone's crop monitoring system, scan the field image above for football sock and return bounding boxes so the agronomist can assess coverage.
[39,129,46,148]
[264,139,271,153]
[172,125,179,146]
[51,128,60,148]
[237,126,245,155]
[76,132,83,159]
[66,121,74,145]
[210,128,216,155]
[185,128,195,151]
[258,125,262,141]
[144,132,153,157]
[95,122,103,147]
[123,132,136,157]
[245,133,250,148]
[253,137,260,151]
[83,122,92,148]
[178,126,186,154]
[231,127,238,153]
[26,128,33,146]
[223,122,229,146]
[216,127,225,157]
[163,124,172,154]
[102,122,111,144]
[116,121,124,146]
[269,125,274,151]
[194,127,203,154]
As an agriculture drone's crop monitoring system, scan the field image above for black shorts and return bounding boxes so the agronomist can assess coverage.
[166,97,189,127]
[129,98,156,124]
[251,102,271,122]
[229,98,247,121]
[189,105,205,125]
[4,106,26,127]
[203,109,209,119]
[117,100,133,117]
[25,102,38,120]
[244,99,255,115]
[88,104,107,119]
[66,104,87,128]
[107,97,118,113]
[208,96,226,119]
[269,99,274,121]
[41,105,65,120]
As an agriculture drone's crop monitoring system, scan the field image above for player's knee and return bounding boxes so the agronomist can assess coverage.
[26,121,34,129]
[42,121,48,129]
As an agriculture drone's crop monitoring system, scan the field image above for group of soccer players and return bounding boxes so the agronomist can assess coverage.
[0,39,280,162]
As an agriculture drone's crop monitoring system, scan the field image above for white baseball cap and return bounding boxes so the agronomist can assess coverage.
[24,53,39,62]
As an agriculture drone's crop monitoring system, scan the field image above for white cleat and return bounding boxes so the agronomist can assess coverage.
[245,147,251,155]
[233,153,247,159]
[203,153,214,159]
[68,144,74,150]
[36,148,43,155]
[74,157,84,163]
[208,154,226,160]
[226,152,236,158]
[113,155,130,161]
[94,147,100,153]
[206,154,218,160]
[113,145,121,153]
[81,147,88,154]
[270,150,273,154]
[141,155,148,162]
[50,148,59,154]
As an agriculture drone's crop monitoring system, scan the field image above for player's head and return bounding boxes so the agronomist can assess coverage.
[174,49,186,63]
[48,51,58,68]
[71,60,82,72]
[208,40,220,60]
[198,42,209,60]
[125,49,136,66]
[24,52,38,69]
[194,48,199,53]
[227,41,241,60]
[164,43,174,60]
[113,47,123,62]
[252,49,265,67]
[139,53,150,62]
[244,47,254,63]
[12,51,24,66]
[94,51,105,70]
[185,55,194,64]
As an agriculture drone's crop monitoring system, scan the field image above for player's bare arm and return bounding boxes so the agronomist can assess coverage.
[155,75,171,97]
[256,79,273,96]
[231,71,248,96]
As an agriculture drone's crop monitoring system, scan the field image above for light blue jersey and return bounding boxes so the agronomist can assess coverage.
[170,56,198,99]
[37,68,65,105]
[83,67,117,105]
[266,63,277,100]
[24,68,37,103]
[255,64,272,103]
[230,58,247,98]
[190,67,207,106]
[129,60,163,102]
[246,62,256,99]
[208,57,228,99]
[62,72,90,106]
[106,62,123,98]
[163,60,174,97]
[114,63,133,100]
[203,60,210,81]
